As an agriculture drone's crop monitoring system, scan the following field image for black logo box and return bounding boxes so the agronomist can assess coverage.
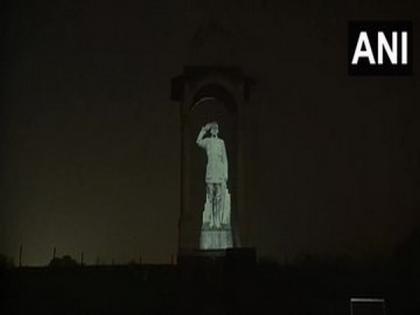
[348,21,412,75]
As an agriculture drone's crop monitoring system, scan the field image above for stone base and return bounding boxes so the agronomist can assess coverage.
[200,229,233,250]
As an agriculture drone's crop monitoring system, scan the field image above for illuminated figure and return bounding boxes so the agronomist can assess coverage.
[196,122,232,249]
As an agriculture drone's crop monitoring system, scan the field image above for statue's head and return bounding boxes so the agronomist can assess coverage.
[209,122,219,137]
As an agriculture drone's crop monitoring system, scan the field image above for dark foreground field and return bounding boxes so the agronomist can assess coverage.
[1,255,419,315]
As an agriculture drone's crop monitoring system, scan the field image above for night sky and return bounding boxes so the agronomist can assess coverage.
[1,0,419,265]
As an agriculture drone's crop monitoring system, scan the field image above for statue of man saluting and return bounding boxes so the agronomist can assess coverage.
[196,122,230,232]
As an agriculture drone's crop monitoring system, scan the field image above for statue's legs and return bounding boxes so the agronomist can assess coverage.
[206,184,212,228]
[207,184,216,228]
[215,183,223,228]
[201,182,232,249]
[207,183,223,229]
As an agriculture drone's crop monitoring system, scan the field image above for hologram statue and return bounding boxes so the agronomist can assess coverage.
[196,122,232,249]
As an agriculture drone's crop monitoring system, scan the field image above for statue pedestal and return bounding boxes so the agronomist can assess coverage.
[200,228,233,250]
